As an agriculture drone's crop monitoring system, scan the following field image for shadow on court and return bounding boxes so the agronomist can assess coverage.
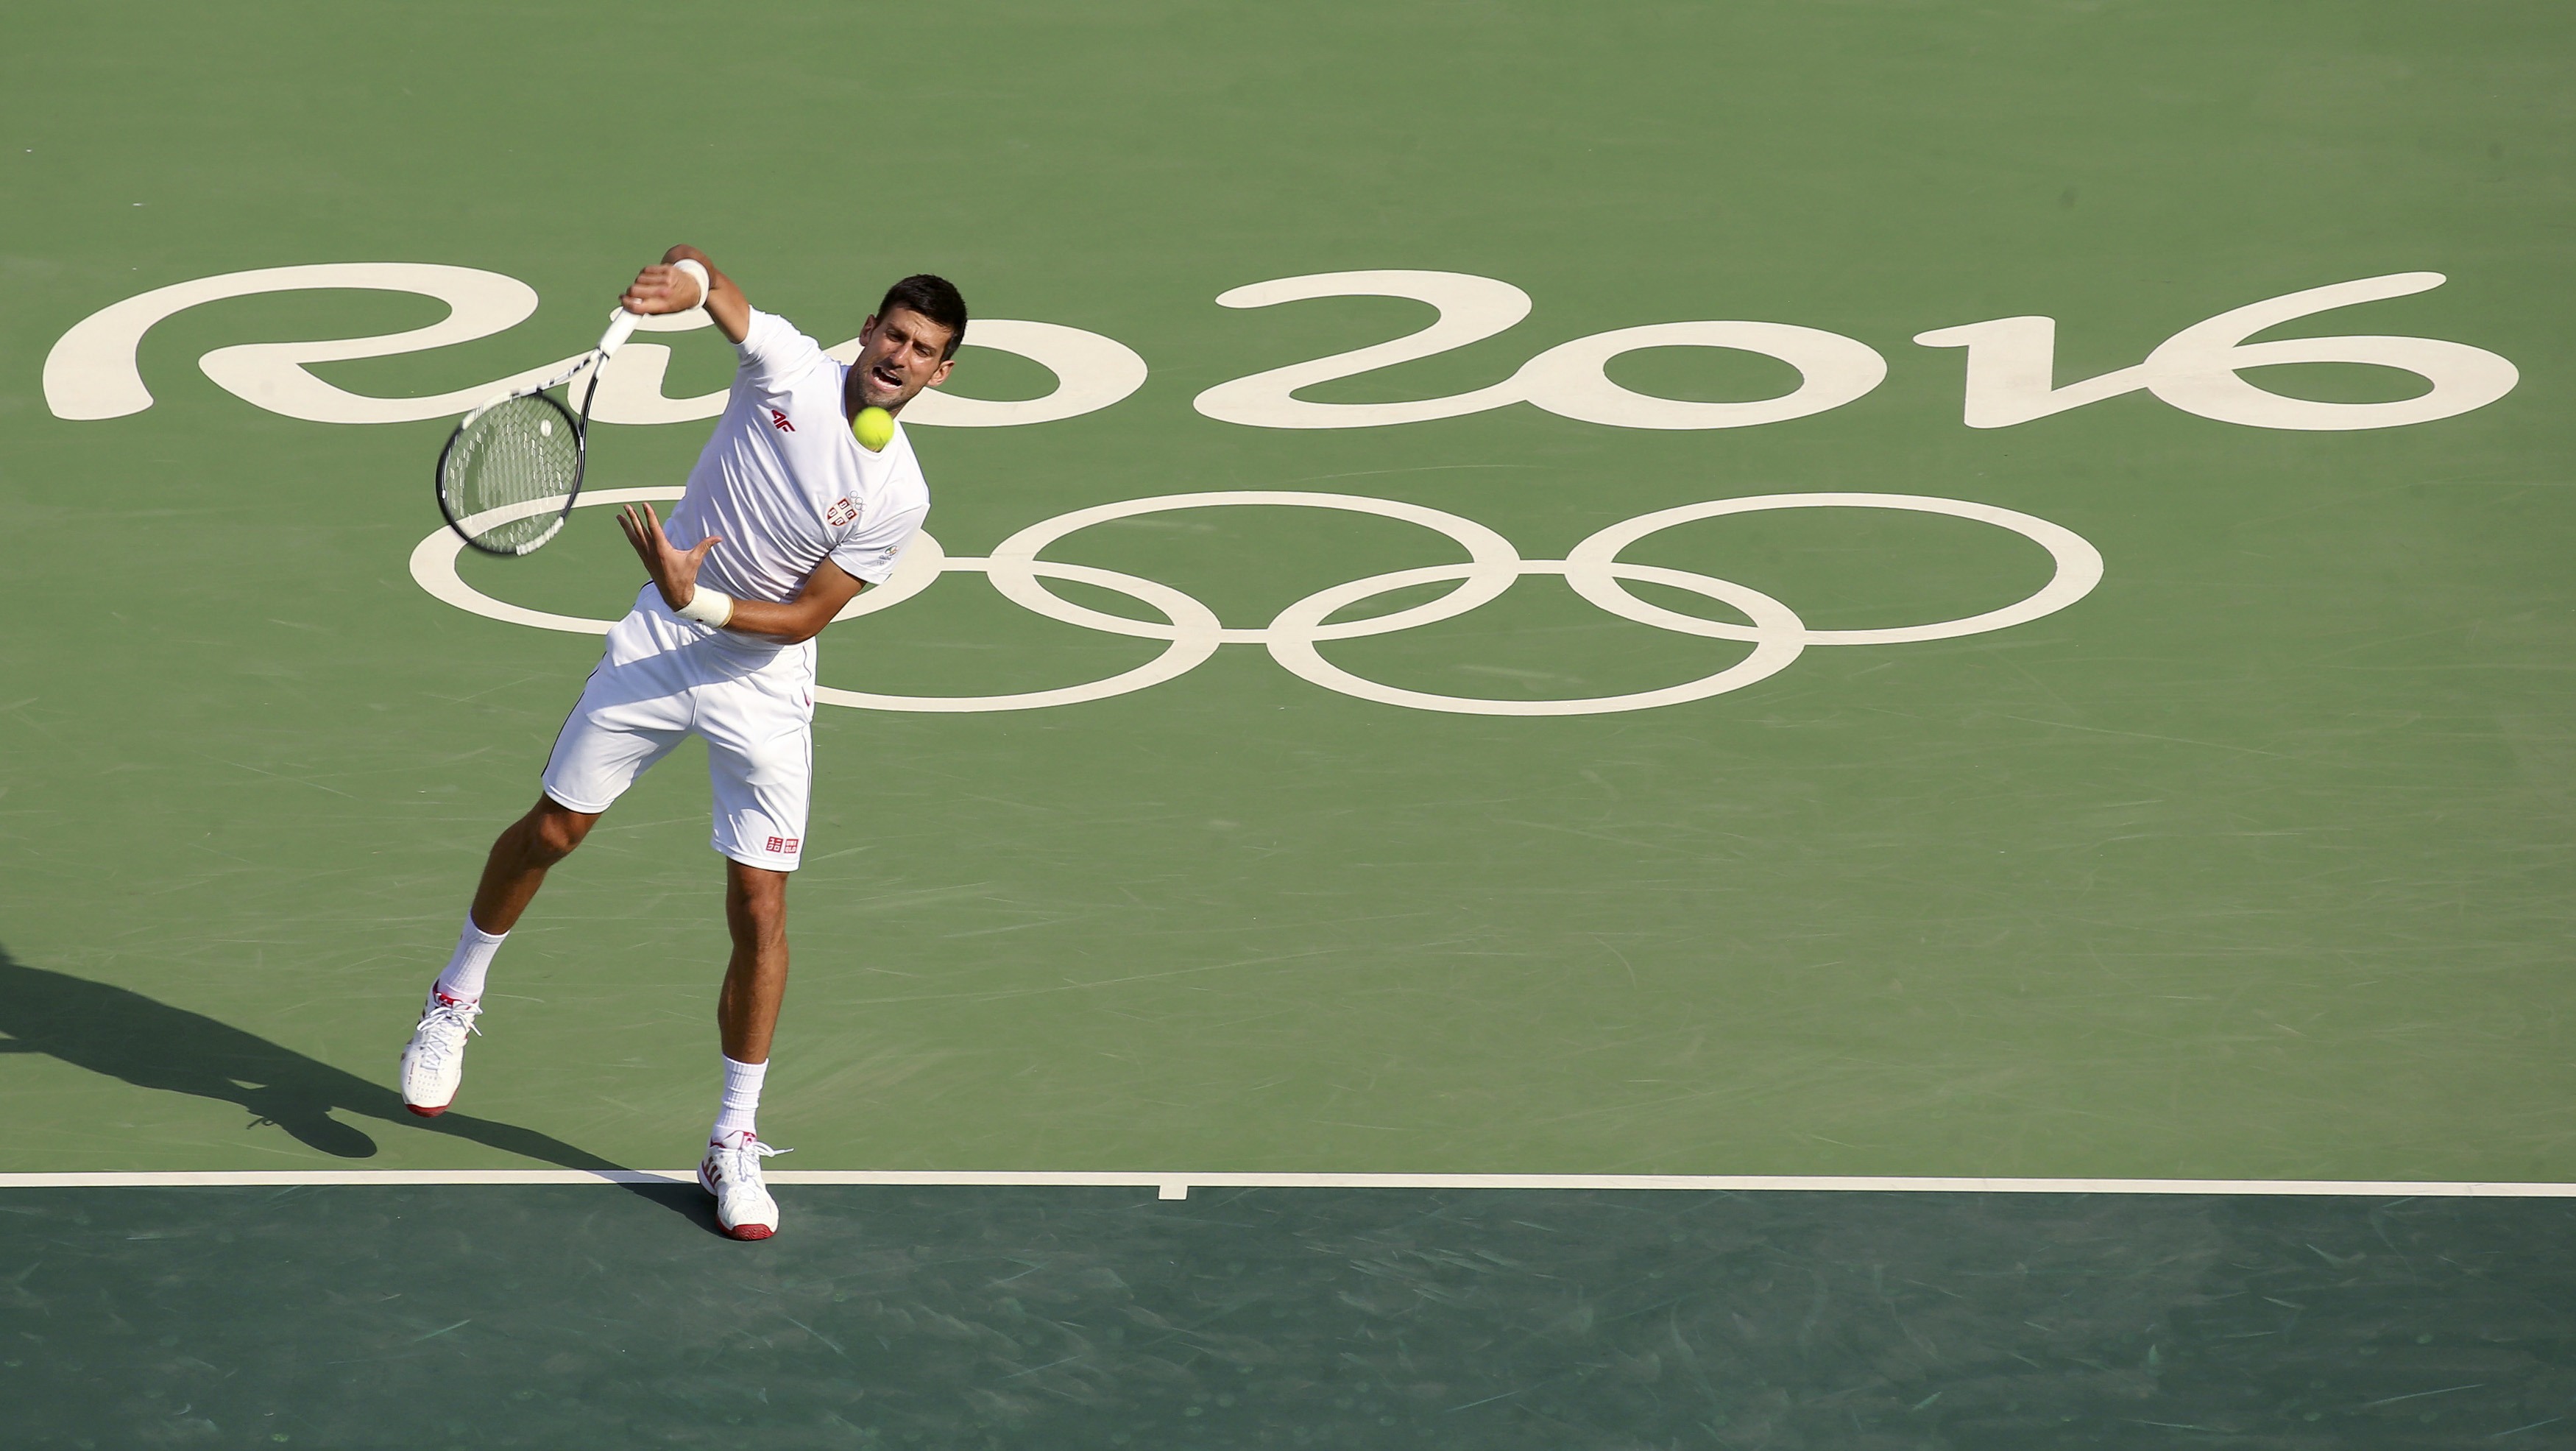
[0,942,620,1171]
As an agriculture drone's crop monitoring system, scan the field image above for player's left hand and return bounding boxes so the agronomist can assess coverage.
[617,503,721,611]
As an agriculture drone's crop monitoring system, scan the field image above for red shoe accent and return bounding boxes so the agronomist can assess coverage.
[406,1103,449,1118]
[726,1223,773,1241]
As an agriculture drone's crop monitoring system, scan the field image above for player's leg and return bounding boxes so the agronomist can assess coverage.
[400,797,604,1118]
[401,624,692,1115]
[716,861,792,1067]
[467,795,603,941]
[697,860,795,1240]
[695,671,812,1240]
[710,858,791,1136]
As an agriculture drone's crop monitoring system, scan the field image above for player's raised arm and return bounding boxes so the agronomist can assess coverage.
[619,246,751,344]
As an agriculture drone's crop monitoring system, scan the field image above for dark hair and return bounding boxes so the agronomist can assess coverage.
[877,274,968,358]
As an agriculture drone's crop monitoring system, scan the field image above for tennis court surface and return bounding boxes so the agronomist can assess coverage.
[4,1,2572,1444]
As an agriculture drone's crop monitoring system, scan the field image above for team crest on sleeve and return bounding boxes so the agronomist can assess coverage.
[825,498,858,527]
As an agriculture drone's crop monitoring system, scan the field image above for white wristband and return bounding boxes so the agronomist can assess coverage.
[675,586,734,627]
[670,258,712,310]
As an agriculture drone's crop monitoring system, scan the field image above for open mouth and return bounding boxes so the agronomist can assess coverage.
[868,363,904,392]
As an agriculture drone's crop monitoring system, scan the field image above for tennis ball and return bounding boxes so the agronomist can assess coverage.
[852,406,894,453]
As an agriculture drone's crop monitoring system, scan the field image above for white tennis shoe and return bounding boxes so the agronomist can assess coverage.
[399,989,481,1117]
[698,1133,788,1240]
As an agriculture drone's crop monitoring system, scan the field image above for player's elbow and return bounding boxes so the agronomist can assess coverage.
[785,580,866,646]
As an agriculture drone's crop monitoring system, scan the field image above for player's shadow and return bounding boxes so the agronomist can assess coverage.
[0,942,619,1171]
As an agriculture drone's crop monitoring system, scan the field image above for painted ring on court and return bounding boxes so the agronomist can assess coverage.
[407,487,948,635]
[1266,562,1807,716]
[411,487,2105,716]
[406,489,1209,713]
[815,559,1220,713]
[1563,493,2104,645]
[980,490,1523,645]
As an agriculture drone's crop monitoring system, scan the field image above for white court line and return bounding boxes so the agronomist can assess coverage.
[2,1171,2572,1201]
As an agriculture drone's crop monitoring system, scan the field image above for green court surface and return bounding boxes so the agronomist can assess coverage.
[4,0,2573,1443]
[4,1185,2572,1447]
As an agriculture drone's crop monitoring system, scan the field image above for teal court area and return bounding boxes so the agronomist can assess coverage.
[5,1185,2571,1447]
[2,1,2572,1444]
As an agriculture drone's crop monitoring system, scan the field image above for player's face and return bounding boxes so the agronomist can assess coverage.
[852,307,958,412]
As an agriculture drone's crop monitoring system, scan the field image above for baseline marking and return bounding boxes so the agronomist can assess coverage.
[6,1170,2570,1201]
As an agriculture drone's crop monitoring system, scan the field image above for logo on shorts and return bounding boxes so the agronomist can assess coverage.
[825,497,858,527]
[770,409,796,433]
[766,836,802,855]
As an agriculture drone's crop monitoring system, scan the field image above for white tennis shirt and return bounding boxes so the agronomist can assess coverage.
[659,307,930,655]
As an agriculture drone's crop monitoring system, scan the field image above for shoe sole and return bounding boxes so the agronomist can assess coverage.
[405,1102,449,1118]
[700,1167,776,1240]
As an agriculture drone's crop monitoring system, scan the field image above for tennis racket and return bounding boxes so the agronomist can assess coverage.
[434,306,643,556]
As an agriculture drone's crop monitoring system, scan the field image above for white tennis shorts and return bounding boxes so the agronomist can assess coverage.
[542,587,814,872]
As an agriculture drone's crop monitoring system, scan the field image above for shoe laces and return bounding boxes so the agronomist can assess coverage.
[710,1135,790,1168]
[413,995,481,1062]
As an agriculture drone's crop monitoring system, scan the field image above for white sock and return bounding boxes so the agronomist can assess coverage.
[434,914,507,1003]
[710,1055,768,1146]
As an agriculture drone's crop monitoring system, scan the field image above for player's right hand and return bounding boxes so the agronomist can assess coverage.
[620,264,705,316]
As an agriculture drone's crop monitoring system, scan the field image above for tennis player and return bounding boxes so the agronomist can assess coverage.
[397,249,963,1240]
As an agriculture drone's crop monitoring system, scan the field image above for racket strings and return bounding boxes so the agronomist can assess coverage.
[445,394,581,554]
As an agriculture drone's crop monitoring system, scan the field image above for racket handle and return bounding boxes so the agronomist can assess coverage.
[598,306,643,359]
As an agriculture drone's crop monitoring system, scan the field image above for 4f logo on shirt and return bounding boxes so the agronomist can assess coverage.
[825,498,858,527]
[769,409,796,433]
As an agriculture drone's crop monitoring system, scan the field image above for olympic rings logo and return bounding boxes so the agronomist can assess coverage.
[411,488,2103,717]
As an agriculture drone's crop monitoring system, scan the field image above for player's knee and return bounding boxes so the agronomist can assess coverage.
[726,864,790,927]
[519,799,596,864]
